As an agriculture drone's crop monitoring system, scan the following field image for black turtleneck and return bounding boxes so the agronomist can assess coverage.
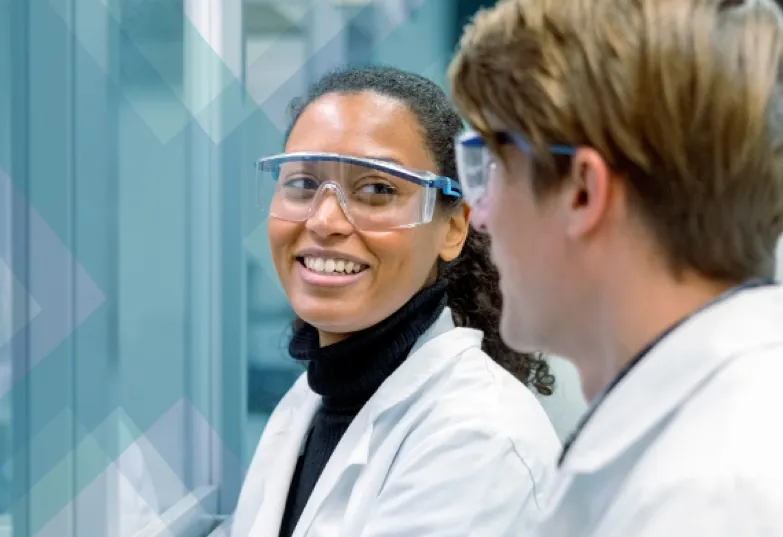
[277,281,448,537]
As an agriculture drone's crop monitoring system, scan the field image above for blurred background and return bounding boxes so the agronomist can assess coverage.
[0,1,519,536]
[6,0,776,536]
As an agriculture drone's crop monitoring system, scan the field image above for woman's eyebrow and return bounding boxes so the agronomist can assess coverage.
[363,155,404,166]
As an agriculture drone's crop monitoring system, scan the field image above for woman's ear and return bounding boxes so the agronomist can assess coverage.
[439,203,471,262]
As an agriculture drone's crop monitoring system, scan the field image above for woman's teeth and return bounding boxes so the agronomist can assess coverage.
[302,257,367,275]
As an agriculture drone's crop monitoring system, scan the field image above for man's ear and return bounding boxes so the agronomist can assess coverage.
[562,147,613,240]
[440,203,471,262]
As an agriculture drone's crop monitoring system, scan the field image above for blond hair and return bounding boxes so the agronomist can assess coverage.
[449,0,783,281]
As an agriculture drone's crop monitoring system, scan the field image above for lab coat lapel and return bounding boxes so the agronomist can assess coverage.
[248,383,321,537]
[291,411,373,537]
[291,308,481,537]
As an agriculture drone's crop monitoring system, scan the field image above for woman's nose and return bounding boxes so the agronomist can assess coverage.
[305,191,354,237]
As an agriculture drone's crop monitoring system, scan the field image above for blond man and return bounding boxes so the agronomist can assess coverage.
[448,0,783,535]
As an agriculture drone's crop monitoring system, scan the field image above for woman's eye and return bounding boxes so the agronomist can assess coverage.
[358,182,396,196]
[282,176,319,190]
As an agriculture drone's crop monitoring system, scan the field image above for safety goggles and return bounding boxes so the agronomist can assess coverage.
[255,152,463,232]
[455,130,575,208]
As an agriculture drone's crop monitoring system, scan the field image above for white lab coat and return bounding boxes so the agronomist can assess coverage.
[531,283,783,537]
[231,308,562,537]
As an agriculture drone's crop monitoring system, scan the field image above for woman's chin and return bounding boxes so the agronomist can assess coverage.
[294,304,369,336]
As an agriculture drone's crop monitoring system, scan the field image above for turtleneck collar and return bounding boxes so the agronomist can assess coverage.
[288,280,448,410]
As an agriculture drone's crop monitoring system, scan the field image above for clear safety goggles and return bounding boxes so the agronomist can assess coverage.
[255,152,463,232]
[455,129,575,208]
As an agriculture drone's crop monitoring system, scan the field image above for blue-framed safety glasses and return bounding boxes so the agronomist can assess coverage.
[455,130,575,208]
[255,152,463,232]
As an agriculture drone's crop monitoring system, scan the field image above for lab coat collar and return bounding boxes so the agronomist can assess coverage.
[363,307,481,419]
[560,283,783,474]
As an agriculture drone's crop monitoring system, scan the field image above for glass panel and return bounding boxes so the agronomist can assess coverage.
[5,0,233,534]
[0,0,13,526]
[113,0,207,529]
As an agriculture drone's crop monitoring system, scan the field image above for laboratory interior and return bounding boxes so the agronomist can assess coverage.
[2,0,781,536]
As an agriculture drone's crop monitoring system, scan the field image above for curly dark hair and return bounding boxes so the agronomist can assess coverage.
[284,65,555,396]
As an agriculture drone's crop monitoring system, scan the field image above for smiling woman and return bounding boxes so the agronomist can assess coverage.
[232,65,562,537]
[265,90,470,346]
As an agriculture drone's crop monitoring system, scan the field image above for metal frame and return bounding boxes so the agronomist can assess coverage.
[10,0,79,535]
[9,0,32,533]
[183,0,246,518]
[183,0,219,497]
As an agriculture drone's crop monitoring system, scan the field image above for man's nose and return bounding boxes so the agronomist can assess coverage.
[469,197,490,233]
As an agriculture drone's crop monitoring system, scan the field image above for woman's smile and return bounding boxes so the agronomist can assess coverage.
[294,249,371,288]
[294,260,368,287]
